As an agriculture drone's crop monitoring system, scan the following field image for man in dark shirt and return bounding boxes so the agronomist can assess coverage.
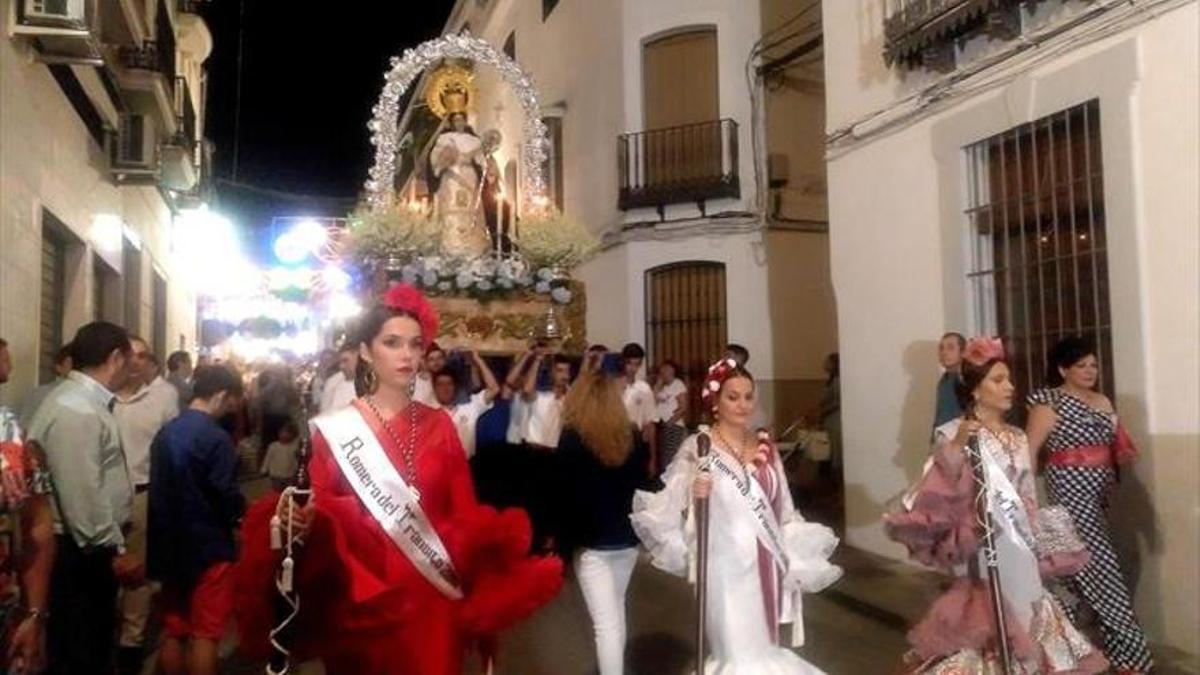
[472,350,536,508]
[147,366,246,675]
[933,332,966,430]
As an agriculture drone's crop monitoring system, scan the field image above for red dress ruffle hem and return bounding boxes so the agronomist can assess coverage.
[235,401,563,675]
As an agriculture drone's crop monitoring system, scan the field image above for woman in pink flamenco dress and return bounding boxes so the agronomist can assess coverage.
[885,338,1108,674]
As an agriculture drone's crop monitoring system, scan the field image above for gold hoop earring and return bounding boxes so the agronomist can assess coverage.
[407,378,416,398]
[363,365,379,394]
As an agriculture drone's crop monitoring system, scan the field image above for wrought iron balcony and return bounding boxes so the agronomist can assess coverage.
[883,0,1024,72]
[174,138,214,209]
[618,118,740,213]
[175,76,197,144]
[11,0,104,65]
[117,29,176,96]
[119,40,160,71]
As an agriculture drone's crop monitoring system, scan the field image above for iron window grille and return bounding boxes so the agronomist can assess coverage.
[964,99,1114,400]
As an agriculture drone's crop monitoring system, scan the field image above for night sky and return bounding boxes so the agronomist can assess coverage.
[202,1,453,260]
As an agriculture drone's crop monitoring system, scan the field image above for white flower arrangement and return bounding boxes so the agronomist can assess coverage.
[367,254,575,304]
[342,204,441,263]
[515,210,599,271]
[341,205,588,305]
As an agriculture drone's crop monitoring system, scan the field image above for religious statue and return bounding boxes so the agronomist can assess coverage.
[426,66,493,258]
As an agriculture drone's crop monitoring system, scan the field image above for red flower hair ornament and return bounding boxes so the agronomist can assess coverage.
[382,284,439,347]
[962,336,1005,368]
[701,357,741,410]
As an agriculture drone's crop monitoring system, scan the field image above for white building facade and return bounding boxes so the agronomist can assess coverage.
[822,0,1198,657]
[403,0,838,428]
[0,0,214,407]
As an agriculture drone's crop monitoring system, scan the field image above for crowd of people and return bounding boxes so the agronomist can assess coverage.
[892,332,1155,674]
[0,290,1154,675]
[0,322,252,675]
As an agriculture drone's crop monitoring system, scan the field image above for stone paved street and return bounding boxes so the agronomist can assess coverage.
[209,476,1200,675]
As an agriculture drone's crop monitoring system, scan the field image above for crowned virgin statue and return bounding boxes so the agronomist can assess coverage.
[426,66,493,258]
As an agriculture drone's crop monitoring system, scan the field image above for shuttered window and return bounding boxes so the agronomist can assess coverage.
[645,262,727,426]
[40,225,67,385]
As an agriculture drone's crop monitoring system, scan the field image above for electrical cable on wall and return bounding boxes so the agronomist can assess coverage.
[744,1,823,229]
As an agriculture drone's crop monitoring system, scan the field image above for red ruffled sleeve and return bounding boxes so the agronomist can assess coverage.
[429,410,564,636]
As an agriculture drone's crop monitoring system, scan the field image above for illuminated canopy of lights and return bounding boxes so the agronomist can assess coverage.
[174,207,261,297]
[273,218,332,265]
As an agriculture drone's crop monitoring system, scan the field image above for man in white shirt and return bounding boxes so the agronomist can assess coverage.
[113,340,179,671]
[18,343,72,429]
[319,345,359,413]
[433,350,499,458]
[412,342,446,407]
[522,349,572,450]
[620,343,659,472]
[28,322,140,673]
[503,350,536,445]
[518,347,572,553]
[308,349,338,409]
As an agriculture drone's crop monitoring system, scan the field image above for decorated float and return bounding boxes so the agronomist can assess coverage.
[333,33,596,354]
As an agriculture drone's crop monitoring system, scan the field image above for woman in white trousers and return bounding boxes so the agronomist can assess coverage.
[555,355,654,674]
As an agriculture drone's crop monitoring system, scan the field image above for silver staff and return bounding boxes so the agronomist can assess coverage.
[267,397,313,675]
[965,431,1013,675]
[694,433,713,675]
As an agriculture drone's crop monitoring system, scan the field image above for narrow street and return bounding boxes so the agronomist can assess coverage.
[223,477,911,674]
[221,554,911,675]
[213,475,1200,675]
[473,555,911,675]
[3,0,1197,673]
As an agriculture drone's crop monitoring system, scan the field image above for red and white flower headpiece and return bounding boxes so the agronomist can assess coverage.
[701,357,740,409]
[962,336,1005,367]
[382,284,439,347]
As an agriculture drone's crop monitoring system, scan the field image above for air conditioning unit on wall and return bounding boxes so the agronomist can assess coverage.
[24,0,86,24]
[112,114,158,173]
[159,142,197,191]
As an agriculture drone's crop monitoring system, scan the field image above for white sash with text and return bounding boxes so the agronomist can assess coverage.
[315,406,464,600]
[710,450,789,572]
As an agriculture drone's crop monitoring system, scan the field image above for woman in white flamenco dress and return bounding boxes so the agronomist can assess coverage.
[631,358,842,674]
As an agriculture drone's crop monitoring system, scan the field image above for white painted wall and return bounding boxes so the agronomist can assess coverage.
[578,229,787,410]
[765,229,837,382]
[0,8,199,407]
[466,0,625,235]
[445,0,835,424]
[620,0,763,223]
[822,0,1098,132]
[823,0,1199,655]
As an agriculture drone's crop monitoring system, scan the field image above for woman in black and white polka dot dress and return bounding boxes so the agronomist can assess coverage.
[1027,337,1154,674]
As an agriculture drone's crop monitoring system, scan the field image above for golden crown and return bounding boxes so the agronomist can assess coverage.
[425,65,475,119]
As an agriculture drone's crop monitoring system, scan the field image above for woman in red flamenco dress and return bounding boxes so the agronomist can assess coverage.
[236,285,563,674]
